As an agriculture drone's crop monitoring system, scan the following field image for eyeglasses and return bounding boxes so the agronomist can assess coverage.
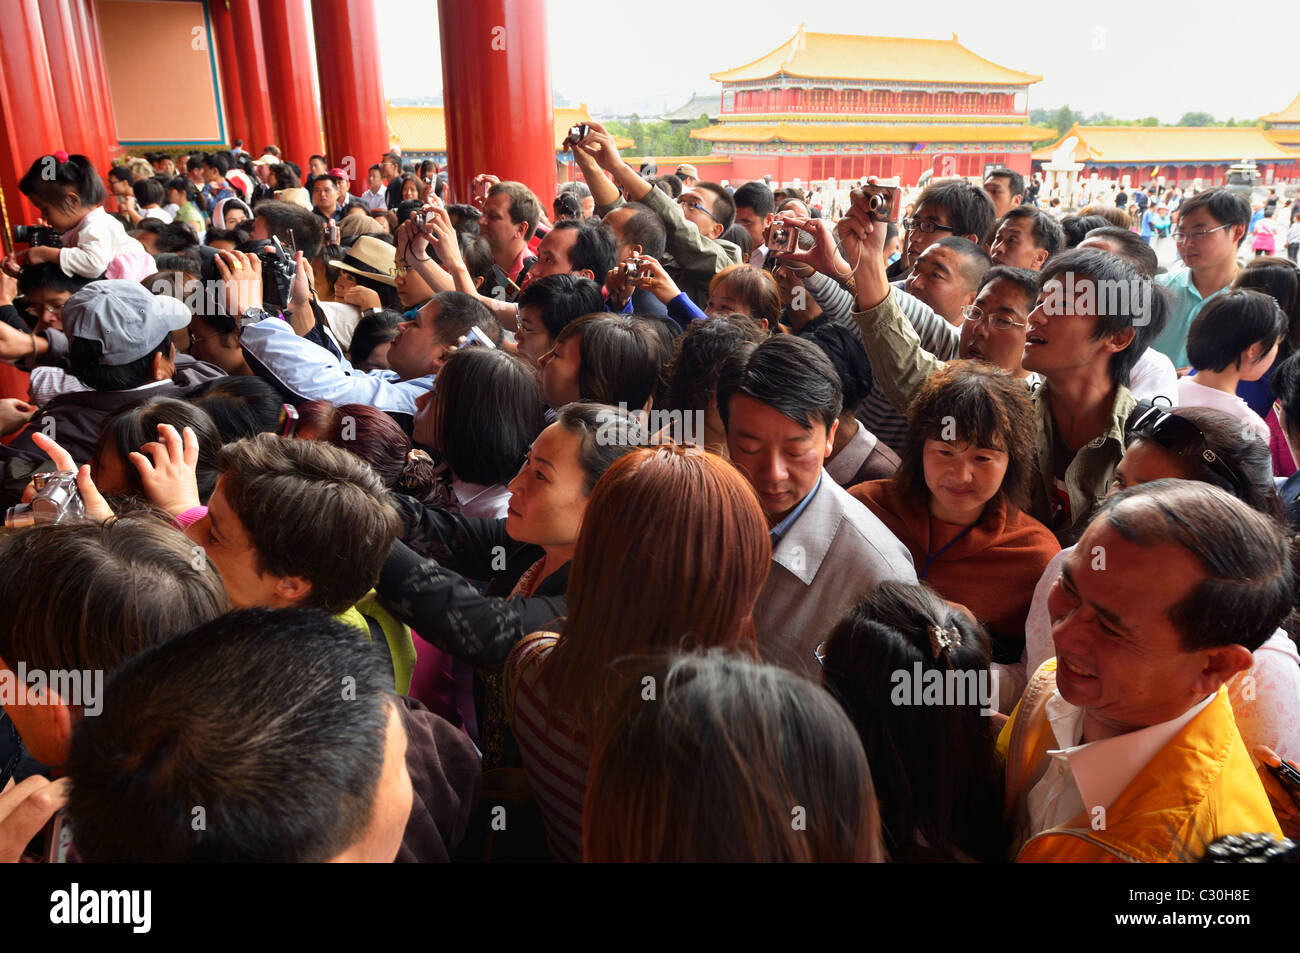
[393,264,410,277]
[677,196,719,224]
[813,640,828,668]
[961,305,1026,331]
[188,328,219,349]
[901,217,956,235]
[1126,404,1248,499]
[1172,224,1231,244]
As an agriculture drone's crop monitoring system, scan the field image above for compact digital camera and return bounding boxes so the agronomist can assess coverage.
[569,123,590,144]
[621,260,642,281]
[254,236,296,311]
[862,184,900,223]
[4,470,85,529]
[769,224,799,254]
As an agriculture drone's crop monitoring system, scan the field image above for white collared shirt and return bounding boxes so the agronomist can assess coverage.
[1026,689,1216,835]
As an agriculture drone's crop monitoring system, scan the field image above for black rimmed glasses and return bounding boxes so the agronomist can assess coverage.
[1126,403,1248,499]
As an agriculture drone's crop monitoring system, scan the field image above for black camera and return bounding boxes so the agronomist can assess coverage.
[13,225,62,248]
[241,236,296,311]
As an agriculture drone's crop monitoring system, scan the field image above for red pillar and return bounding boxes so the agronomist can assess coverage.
[261,0,322,173]
[312,0,386,195]
[228,0,276,153]
[38,0,105,172]
[437,0,555,209]
[209,0,249,148]
[0,0,64,235]
[69,0,119,169]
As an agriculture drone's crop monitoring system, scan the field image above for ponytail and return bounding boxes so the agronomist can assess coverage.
[19,152,107,209]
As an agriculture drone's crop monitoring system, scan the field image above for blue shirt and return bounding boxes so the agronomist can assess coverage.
[1151,268,1230,369]
[769,472,823,543]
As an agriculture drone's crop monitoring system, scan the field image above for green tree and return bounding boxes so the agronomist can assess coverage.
[1051,104,1076,135]
[1178,111,1215,126]
[1136,116,1160,126]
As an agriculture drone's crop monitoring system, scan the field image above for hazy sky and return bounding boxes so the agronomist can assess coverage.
[376,0,1300,123]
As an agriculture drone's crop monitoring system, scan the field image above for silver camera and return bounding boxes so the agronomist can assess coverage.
[5,470,85,529]
[622,260,642,280]
[569,123,590,144]
[863,184,900,223]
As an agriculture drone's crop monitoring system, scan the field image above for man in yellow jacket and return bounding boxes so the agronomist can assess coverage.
[1001,480,1288,862]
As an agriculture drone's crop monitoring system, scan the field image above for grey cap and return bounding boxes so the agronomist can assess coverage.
[62,280,192,366]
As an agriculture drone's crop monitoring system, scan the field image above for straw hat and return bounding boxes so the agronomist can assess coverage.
[274,187,312,210]
[325,235,397,287]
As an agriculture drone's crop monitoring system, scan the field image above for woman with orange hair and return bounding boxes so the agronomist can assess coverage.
[503,444,771,862]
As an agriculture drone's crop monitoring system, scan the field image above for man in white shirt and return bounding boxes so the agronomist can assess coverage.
[360,164,389,212]
[1004,480,1289,861]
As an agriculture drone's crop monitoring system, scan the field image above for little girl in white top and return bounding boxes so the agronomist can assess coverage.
[4,151,154,282]
[1178,288,1284,442]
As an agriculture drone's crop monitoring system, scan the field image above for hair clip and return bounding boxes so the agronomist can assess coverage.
[53,150,69,163]
[928,623,961,665]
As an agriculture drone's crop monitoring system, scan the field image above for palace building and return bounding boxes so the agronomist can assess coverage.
[1261,92,1300,153]
[689,27,1056,187]
[1032,123,1300,189]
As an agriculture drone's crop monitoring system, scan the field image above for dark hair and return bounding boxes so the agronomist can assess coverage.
[1059,214,1112,249]
[929,236,992,291]
[428,347,547,486]
[295,401,434,496]
[19,153,107,210]
[17,262,90,297]
[693,182,735,230]
[716,333,842,433]
[94,397,221,501]
[895,360,1036,511]
[553,313,667,410]
[709,263,781,328]
[349,308,402,366]
[251,199,324,259]
[66,608,393,862]
[1099,480,1294,652]
[653,174,682,198]
[446,203,481,235]
[487,181,542,240]
[215,435,400,613]
[801,321,874,415]
[1080,225,1159,278]
[720,224,752,258]
[132,177,165,208]
[1039,248,1158,387]
[204,227,250,247]
[106,166,134,186]
[1271,349,1300,446]
[201,152,232,176]
[553,402,650,494]
[1187,288,1286,373]
[69,334,172,392]
[613,202,667,260]
[984,168,1025,199]
[134,218,200,253]
[166,175,200,205]
[431,290,500,348]
[1234,256,1300,357]
[189,375,285,441]
[0,512,228,677]
[269,164,301,192]
[1000,205,1064,257]
[153,252,202,275]
[549,220,616,279]
[733,180,775,217]
[666,314,768,417]
[914,179,996,244]
[820,581,1008,863]
[1176,187,1252,233]
[517,273,605,342]
[1127,403,1284,523]
[583,649,881,862]
[977,265,1040,309]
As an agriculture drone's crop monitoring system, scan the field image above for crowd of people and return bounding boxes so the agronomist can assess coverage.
[0,121,1298,864]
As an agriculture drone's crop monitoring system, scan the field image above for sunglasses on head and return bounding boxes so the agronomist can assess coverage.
[1125,403,1248,500]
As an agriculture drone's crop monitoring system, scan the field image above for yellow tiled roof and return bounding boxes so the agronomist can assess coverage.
[710,27,1041,86]
[1031,125,1300,163]
[1261,92,1300,124]
[385,103,634,153]
[693,123,1056,145]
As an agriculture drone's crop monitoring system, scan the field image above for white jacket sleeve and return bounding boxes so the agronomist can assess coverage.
[240,317,430,415]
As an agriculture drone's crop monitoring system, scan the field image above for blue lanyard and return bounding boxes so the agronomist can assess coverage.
[921,520,976,580]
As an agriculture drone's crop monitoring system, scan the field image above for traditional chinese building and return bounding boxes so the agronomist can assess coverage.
[1032,124,1300,189]
[1262,92,1300,152]
[690,26,1055,187]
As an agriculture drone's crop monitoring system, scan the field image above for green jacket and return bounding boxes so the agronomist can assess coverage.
[1029,383,1137,543]
[338,592,418,695]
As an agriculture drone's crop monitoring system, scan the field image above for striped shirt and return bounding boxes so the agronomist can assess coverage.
[503,633,587,863]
